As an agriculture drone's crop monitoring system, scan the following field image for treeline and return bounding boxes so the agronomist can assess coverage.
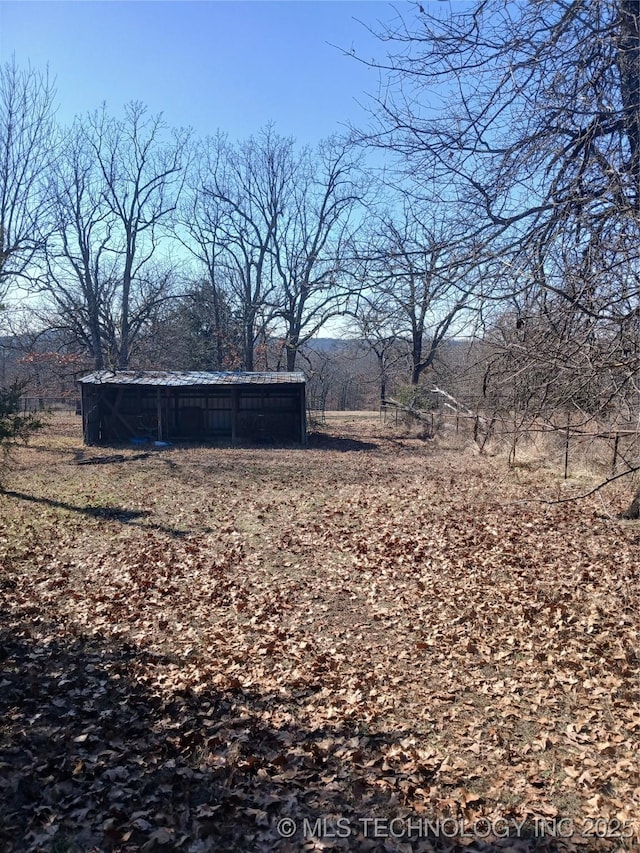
[1,0,639,433]
[0,82,368,375]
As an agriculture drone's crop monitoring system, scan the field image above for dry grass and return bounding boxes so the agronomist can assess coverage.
[1,413,639,852]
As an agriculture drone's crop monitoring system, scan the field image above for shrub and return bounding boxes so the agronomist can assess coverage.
[0,380,48,478]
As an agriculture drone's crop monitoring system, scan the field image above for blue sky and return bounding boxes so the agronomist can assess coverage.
[0,1,417,145]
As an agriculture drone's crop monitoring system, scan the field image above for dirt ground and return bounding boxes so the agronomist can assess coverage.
[1,412,639,852]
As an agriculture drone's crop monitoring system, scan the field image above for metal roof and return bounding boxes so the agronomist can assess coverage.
[79,370,306,387]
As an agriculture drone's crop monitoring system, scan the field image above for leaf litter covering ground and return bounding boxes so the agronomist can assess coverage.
[0,414,639,853]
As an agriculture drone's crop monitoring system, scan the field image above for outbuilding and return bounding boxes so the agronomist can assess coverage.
[78,370,307,446]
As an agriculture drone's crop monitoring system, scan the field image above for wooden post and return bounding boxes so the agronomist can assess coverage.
[231,387,239,446]
[300,385,307,445]
[156,388,163,441]
[612,432,620,474]
[174,391,178,441]
[564,413,570,480]
[510,408,518,467]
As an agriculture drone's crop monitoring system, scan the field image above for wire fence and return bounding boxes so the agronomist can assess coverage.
[380,398,640,480]
[19,396,81,414]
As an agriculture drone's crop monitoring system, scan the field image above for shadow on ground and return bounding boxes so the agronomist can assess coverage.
[307,432,380,452]
[0,489,197,538]
[0,607,577,853]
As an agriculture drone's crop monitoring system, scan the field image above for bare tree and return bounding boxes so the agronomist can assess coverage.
[350,291,408,405]
[271,137,365,371]
[176,136,239,369]
[88,103,189,368]
[44,103,189,368]
[354,0,640,508]
[0,59,57,300]
[180,130,369,372]
[355,0,639,320]
[198,126,295,371]
[45,119,114,368]
[360,204,476,386]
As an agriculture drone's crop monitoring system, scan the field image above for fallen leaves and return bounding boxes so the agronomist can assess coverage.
[0,414,639,851]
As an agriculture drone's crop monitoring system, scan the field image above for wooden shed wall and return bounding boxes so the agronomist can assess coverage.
[81,383,306,446]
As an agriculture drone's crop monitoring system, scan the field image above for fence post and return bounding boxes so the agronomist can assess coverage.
[510,408,518,466]
[564,413,571,480]
[612,432,620,474]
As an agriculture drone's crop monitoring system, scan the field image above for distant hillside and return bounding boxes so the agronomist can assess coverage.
[303,338,354,353]
[304,336,471,354]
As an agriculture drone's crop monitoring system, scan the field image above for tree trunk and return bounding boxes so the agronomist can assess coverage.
[118,265,132,369]
[621,485,640,519]
[212,289,224,370]
[244,323,254,371]
[378,353,386,404]
[616,0,640,207]
[88,305,103,370]
[286,344,297,372]
[411,336,422,385]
